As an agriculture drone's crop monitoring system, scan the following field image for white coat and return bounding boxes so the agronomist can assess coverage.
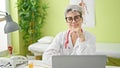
[42,30,96,65]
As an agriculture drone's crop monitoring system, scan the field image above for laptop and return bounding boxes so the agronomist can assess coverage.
[52,55,107,68]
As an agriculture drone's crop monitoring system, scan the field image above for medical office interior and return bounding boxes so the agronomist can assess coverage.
[0,0,120,68]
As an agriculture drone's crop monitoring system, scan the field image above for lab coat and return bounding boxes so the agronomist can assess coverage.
[42,30,96,65]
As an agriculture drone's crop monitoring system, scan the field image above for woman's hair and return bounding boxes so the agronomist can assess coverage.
[64,5,83,18]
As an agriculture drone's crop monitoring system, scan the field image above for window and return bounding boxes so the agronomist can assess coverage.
[0,0,8,56]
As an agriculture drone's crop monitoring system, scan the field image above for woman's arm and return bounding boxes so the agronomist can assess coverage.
[71,31,96,55]
[42,32,63,65]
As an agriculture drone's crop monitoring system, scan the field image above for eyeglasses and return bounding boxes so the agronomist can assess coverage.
[65,15,82,23]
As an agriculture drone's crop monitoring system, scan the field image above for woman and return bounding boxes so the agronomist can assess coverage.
[42,5,96,65]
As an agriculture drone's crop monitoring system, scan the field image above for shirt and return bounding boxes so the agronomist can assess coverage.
[42,30,96,65]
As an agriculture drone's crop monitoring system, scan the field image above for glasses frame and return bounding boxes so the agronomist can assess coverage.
[65,15,82,23]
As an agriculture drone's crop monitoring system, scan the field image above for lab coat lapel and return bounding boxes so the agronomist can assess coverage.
[67,34,74,54]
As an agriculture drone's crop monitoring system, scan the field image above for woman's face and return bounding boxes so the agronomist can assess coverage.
[66,11,83,30]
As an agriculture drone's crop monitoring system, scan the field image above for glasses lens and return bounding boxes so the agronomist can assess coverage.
[66,17,73,23]
[74,15,80,22]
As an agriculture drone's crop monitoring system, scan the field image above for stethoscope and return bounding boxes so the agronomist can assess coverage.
[64,29,83,49]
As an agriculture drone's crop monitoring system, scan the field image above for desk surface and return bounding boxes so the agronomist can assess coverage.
[18,60,120,68]
[22,66,120,68]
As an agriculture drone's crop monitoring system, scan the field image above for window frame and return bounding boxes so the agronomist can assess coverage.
[0,0,9,57]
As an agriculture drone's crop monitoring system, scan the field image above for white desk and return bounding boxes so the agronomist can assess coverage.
[22,66,120,68]
[18,60,120,68]
[106,66,120,68]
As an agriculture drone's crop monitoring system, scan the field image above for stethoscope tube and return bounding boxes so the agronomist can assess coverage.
[64,30,70,49]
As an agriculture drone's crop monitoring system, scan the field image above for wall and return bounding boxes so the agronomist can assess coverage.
[40,0,69,36]
[9,0,20,55]
[89,0,120,43]
[41,0,120,43]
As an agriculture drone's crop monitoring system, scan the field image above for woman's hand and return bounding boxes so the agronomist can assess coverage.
[70,28,85,42]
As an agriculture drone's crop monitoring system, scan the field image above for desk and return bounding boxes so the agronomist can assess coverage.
[18,60,120,68]
[22,66,120,68]
[106,66,120,68]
